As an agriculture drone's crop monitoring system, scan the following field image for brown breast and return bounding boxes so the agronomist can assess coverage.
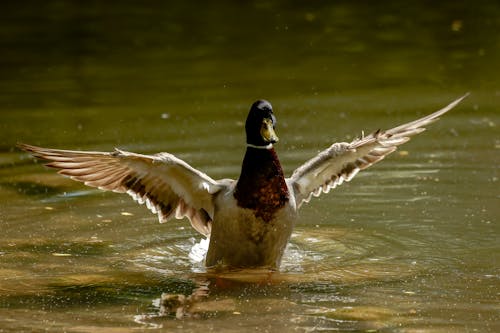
[233,147,289,222]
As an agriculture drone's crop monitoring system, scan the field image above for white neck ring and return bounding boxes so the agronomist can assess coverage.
[246,143,273,150]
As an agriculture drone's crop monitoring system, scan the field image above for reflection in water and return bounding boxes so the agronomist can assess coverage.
[127,226,427,330]
[0,218,430,331]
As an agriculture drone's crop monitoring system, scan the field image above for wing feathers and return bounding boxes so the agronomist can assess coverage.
[289,94,468,207]
[18,143,224,236]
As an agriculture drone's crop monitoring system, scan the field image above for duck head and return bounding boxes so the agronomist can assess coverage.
[245,100,279,147]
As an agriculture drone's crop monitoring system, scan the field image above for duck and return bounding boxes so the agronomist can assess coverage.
[18,93,468,270]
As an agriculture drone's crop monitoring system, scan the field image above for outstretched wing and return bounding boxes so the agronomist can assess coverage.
[288,93,469,208]
[18,144,226,236]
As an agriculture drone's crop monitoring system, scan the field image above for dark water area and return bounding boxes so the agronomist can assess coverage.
[1,1,499,332]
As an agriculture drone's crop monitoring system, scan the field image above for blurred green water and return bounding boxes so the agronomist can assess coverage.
[0,1,499,332]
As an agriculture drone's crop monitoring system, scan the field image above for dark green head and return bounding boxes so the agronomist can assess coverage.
[245,100,279,147]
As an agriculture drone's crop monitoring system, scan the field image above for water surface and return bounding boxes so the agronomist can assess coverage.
[1,1,499,332]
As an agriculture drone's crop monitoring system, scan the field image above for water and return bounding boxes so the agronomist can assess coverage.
[1,1,499,332]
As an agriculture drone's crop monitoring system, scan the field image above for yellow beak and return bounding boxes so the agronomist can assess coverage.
[261,118,279,143]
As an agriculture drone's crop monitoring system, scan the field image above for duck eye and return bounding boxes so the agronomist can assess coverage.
[271,114,277,127]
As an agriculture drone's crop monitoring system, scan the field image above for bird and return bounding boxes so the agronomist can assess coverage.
[18,93,468,270]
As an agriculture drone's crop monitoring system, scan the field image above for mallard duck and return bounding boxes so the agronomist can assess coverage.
[18,94,468,270]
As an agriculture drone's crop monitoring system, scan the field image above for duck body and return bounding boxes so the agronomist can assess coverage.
[17,94,468,271]
[207,146,298,268]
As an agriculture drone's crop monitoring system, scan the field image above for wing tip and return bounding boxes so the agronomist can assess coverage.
[444,92,470,112]
[16,142,37,153]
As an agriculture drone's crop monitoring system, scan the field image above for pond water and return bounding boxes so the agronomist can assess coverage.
[1,1,499,332]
